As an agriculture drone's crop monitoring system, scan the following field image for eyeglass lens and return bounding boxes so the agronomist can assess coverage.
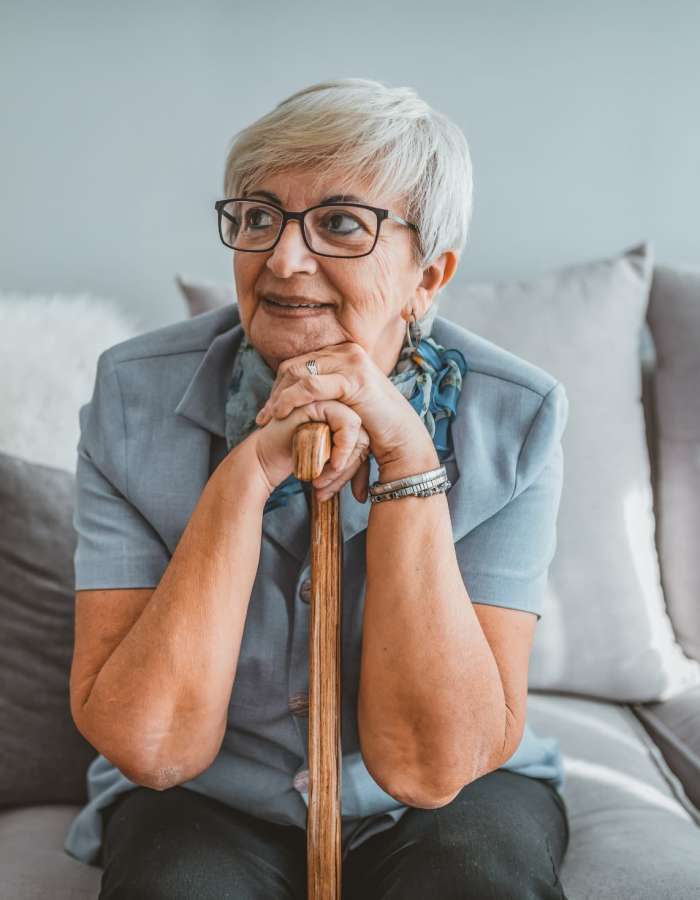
[219,200,377,257]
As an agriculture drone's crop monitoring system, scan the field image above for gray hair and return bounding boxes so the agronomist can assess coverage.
[222,78,474,287]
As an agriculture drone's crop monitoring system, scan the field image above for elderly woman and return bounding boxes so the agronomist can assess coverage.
[66,78,570,899]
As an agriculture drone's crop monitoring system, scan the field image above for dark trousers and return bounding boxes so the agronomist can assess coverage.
[99,768,570,899]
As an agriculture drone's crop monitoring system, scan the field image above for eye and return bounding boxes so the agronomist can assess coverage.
[245,207,274,230]
[321,212,365,235]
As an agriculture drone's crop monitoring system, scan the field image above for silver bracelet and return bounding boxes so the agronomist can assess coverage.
[368,466,450,504]
[369,465,447,497]
[369,479,451,503]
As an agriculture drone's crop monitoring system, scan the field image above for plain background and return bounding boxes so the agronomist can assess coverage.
[1,0,698,331]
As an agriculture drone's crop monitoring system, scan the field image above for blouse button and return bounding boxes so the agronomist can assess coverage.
[288,692,309,717]
[293,769,309,793]
[299,579,312,604]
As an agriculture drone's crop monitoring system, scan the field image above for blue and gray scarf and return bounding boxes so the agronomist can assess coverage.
[224,310,468,514]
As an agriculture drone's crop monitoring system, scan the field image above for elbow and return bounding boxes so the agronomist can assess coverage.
[369,737,509,810]
[121,746,221,791]
[128,764,187,792]
[387,780,463,810]
[367,759,466,810]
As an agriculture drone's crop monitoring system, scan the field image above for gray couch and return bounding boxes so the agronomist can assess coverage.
[1,245,699,898]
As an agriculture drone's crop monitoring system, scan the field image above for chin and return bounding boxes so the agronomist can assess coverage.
[252,317,339,353]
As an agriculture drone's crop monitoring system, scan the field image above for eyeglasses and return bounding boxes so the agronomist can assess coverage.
[214,197,419,259]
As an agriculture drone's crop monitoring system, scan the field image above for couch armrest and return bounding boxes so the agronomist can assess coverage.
[631,684,700,812]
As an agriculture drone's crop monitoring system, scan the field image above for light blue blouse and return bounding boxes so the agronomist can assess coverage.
[64,303,569,867]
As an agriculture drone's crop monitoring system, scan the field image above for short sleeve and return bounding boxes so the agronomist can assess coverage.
[454,381,569,620]
[73,351,171,590]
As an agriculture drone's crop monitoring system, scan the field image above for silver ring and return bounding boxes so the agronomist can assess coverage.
[305,359,319,376]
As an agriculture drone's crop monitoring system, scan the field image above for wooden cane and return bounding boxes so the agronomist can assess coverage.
[292,421,343,900]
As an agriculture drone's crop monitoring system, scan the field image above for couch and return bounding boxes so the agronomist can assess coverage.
[1,242,699,898]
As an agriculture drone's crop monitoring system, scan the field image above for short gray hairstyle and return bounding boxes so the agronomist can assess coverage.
[222,78,474,277]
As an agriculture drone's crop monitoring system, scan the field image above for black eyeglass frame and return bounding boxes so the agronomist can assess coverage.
[214,197,419,259]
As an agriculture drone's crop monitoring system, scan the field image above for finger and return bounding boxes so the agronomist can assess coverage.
[260,372,349,424]
[308,416,370,499]
[314,400,364,473]
[257,361,317,423]
[313,443,369,501]
[256,370,291,422]
[313,436,367,487]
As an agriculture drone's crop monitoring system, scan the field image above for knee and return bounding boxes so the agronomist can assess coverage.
[100,864,197,900]
[100,844,287,900]
[419,835,557,900]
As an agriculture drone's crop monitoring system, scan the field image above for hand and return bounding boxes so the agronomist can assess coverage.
[254,342,432,469]
[252,398,373,503]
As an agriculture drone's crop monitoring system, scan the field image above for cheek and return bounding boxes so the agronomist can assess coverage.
[235,251,265,280]
[339,257,393,311]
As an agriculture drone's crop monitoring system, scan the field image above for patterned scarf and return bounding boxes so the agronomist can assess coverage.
[224,308,468,514]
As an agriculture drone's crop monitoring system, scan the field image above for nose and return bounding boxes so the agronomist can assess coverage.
[265,217,317,277]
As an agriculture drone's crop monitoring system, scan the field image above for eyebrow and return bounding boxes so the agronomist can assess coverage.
[244,189,368,206]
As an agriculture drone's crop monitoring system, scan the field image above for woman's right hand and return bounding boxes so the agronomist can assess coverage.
[251,399,372,504]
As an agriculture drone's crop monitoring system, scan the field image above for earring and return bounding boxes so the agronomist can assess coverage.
[406,309,422,350]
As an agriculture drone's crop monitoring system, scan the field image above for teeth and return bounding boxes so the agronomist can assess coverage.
[266,298,324,309]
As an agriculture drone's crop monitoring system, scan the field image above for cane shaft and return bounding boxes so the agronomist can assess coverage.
[292,423,343,900]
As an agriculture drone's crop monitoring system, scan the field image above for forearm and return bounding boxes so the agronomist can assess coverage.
[81,436,270,787]
[359,443,507,806]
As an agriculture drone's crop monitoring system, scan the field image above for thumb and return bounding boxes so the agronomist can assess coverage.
[351,456,371,504]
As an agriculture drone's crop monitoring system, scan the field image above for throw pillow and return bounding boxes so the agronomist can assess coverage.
[439,241,700,702]
[0,293,142,472]
[0,450,97,807]
[646,264,700,663]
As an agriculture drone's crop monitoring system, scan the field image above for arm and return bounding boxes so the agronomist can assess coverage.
[358,435,509,809]
[359,382,568,807]
[76,435,271,789]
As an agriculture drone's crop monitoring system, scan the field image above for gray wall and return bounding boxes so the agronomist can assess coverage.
[2,1,698,332]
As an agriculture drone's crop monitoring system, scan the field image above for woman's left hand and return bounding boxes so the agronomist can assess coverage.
[254,341,435,494]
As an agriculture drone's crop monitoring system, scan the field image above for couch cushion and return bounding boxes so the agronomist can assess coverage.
[0,450,97,808]
[0,805,101,899]
[646,265,700,663]
[527,692,700,899]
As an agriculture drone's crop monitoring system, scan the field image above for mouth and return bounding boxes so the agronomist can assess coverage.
[262,295,333,313]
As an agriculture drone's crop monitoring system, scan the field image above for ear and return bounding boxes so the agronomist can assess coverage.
[415,249,459,314]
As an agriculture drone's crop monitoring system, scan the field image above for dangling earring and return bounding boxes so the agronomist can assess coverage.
[406,309,422,350]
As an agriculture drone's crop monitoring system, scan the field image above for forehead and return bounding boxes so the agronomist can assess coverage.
[245,167,395,209]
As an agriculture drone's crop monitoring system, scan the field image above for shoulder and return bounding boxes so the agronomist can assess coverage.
[92,303,240,428]
[99,304,239,370]
[432,314,562,402]
[433,315,569,525]
[80,305,240,477]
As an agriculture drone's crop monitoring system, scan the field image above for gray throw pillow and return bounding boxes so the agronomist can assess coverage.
[175,273,235,317]
[647,264,700,663]
[0,450,97,807]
